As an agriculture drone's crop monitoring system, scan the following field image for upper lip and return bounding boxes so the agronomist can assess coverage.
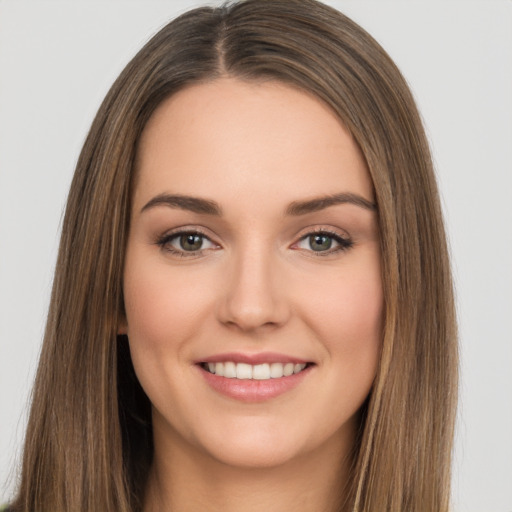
[197,352,311,365]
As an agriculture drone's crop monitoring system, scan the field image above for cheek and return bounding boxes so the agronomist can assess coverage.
[121,252,222,415]
[339,274,383,344]
[304,260,383,344]
[123,259,211,345]
[296,254,383,385]
[122,254,220,394]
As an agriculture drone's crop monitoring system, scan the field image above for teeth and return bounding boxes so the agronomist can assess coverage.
[236,363,252,379]
[204,361,307,379]
[224,361,236,378]
[283,363,294,376]
[253,363,270,380]
[270,362,285,378]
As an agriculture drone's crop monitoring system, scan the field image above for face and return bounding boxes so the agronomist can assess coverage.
[122,78,383,470]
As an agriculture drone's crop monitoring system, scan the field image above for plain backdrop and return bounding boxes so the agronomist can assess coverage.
[0,1,511,510]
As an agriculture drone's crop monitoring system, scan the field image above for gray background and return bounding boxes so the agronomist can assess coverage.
[1,1,511,510]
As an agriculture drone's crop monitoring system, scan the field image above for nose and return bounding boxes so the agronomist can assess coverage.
[217,243,291,333]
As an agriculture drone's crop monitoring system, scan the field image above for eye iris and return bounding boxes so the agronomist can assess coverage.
[309,234,332,251]
[180,233,203,251]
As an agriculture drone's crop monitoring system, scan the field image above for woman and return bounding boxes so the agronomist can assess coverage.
[7,0,458,510]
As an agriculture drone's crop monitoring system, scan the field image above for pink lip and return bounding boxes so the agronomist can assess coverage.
[197,352,310,365]
[196,361,313,403]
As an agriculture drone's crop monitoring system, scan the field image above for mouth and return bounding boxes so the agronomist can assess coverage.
[196,355,315,402]
[200,361,311,380]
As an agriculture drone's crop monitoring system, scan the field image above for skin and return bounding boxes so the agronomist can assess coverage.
[121,78,383,512]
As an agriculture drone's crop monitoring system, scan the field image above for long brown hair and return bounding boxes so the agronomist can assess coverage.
[12,1,458,510]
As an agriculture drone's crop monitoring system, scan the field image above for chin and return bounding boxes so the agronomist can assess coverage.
[204,434,306,470]
[189,413,348,471]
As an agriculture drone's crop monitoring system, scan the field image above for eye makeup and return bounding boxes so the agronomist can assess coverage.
[154,226,354,259]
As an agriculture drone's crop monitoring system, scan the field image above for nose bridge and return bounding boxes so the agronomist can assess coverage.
[218,237,288,331]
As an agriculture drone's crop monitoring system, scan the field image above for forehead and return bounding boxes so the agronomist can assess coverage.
[133,78,373,211]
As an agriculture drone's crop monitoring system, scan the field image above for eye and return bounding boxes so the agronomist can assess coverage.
[156,230,218,256]
[294,231,353,255]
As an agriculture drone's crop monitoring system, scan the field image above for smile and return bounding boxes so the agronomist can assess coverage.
[201,361,308,380]
[197,355,314,402]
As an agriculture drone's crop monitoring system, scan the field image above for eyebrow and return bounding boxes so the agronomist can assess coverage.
[141,194,222,215]
[140,192,376,216]
[286,193,376,215]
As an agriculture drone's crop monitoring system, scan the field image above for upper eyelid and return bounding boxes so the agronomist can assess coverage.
[293,225,351,241]
[158,226,213,240]
[158,225,349,237]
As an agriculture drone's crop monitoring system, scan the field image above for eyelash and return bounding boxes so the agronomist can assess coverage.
[294,229,354,256]
[155,229,215,258]
[155,228,353,258]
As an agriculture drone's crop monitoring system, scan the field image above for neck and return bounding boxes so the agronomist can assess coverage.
[144,425,355,512]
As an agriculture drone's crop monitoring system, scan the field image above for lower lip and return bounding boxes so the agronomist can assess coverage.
[198,365,313,402]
